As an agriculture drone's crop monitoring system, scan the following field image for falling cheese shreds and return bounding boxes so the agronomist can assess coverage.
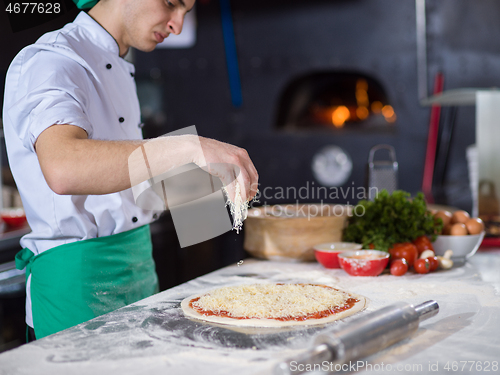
[222,183,258,234]
[192,284,350,319]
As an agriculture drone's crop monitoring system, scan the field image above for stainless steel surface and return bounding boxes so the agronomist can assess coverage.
[311,146,353,187]
[415,0,499,107]
[0,260,25,295]
[420,88,500,106]
[320,301,438,364]
[276,301,439,374]
[414,300,440,322]
[0,223,30,252]
[421,88,477,106]
[368,144,398,200]
[416,0,428,103]
[0,251,499,374]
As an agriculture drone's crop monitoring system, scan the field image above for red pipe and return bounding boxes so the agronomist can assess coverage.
[422,72,444,204]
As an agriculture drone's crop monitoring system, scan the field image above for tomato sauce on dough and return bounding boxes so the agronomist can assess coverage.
[189,284,360,321]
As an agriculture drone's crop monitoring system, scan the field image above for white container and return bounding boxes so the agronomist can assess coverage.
[432,232,485,265]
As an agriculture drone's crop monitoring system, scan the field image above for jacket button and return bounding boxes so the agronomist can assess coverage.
[132,217,138,223]
[130,72,135,77]
[119,117,125,123]
[106,64,112,69]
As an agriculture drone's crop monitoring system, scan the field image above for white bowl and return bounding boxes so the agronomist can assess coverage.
[313,242,363,252]
[432,232,485,264]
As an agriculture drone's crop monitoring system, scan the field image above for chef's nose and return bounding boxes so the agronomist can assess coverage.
[167,12,184,35]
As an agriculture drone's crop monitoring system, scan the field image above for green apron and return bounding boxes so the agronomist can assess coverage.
[15,225,158,339]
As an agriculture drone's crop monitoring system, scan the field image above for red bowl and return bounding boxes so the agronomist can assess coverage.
[313,242,362,269]
[1,208,27,228]
[338,250,390,276]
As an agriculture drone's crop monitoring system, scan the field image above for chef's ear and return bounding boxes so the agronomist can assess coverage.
[72,0,100,9]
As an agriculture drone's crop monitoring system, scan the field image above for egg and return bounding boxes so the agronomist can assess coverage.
[434,210,452,228]
[442,224,453,235]
[450,223,468,235]
[451,210,470,224]
[465,217,484,235]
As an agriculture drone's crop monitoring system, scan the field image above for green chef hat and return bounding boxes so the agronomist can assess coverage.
[72,0,99,9]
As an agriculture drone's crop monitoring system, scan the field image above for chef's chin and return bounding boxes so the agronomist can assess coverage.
[135,42,158,53]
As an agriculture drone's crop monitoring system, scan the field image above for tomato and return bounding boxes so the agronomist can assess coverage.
[427,256,439,272]
[414,258,430,274]
[390,259,408,276]
[412,235,434,256]
[389,242,418,267]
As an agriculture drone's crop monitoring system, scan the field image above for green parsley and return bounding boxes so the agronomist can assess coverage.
[343,190,442,252]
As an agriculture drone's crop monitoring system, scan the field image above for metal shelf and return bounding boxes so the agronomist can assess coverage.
[416,0,500,106]
[420,88,500,106]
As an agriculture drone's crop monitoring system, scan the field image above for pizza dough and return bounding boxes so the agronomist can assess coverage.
[181,283,367,327]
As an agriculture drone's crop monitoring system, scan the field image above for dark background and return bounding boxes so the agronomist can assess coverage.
[1,0,500,350]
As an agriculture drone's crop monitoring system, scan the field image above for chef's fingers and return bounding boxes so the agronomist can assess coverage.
[206,163,245,203]
[197,137,258,203]
[241,153,259,201]
[211,163,239,202]
[229,151,259,204]
[231,149,259,203]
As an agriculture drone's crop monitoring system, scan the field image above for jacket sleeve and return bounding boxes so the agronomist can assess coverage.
[4,48,94,153]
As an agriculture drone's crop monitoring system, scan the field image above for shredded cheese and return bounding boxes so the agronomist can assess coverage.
[222,183,257,233]
[192,284,350,319]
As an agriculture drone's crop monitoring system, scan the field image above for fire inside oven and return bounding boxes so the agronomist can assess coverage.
[276,72,396,130]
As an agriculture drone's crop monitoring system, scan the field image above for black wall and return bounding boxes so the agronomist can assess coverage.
[3,0,499,210]
[134,0,500,213]
[2,0,500,283]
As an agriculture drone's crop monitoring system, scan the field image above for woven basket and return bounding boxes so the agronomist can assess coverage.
[243,204,350,262]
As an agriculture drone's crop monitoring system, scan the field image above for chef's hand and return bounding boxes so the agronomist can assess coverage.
[194,136,259,204]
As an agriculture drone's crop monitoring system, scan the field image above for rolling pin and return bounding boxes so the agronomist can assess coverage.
[275,300,439,374]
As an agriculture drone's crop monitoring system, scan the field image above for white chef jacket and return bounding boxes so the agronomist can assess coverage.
[3,12,161,327]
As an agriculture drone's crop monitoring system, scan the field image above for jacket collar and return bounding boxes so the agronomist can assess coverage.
[73,11,121,56]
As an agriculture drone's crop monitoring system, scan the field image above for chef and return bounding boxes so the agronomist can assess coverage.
[2,0,258,341]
